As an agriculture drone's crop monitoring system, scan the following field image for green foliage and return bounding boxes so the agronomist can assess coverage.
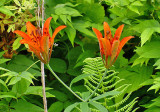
[82,57,138,112]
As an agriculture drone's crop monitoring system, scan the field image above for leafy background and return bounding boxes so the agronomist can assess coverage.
[0,0,160,112]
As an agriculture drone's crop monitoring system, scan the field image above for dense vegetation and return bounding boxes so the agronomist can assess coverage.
[0,0,160,112]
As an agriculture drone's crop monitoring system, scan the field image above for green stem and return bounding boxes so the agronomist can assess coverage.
[84,69,108,102]
[25,60,40,71]
[46,64,85,102]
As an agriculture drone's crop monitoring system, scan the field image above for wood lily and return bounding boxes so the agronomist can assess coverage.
[14,17,66,64]
[93,22,134,69]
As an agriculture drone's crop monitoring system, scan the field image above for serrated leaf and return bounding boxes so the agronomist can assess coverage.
[0,71,18,77]
[64,102,80,112]
[0,6,14,16]
[12,37,22,50]
[141,28,154,46]
[70,74,95,87]
[89,101,108,112]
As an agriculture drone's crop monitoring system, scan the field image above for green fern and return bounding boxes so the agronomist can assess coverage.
[82,57,138,112]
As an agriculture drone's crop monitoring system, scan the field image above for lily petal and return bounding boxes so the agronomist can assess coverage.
[92,28,104,56]
[43,17,52,37]
[101,38,111,56]
[110,40,120,67]
[14,30,31,40]
[26,21,37,39]
[113,24,124,40]
[51,25,67,45]
[103,22,112,40]
[117,36,134,56]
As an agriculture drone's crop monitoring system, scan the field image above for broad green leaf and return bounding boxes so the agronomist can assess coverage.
[0,95,16,99]
[49,58,67,73]
[49,90,68,102]
[55,6,82,17]
[12,37,22,50]
[10,99,43,112]
[51,14,59,22]
[133,20,160,33]
[70,74,95,87]
[0,6,14,16]
[8,76,21,85]
[85,3,105,23]
[48,101,64,112]
[66,27,76,46]
[80,102,90,112]
[73,20,95,37]
[75,50,95,68]
[154,59,160,69]
[64,102,80,112]
[89,101,108,112]
[0,67,10,71]
[132,57,149,66]
[0,59,11,64]
[0,50,6,58]
[14,0,21,6]
[24,86,54,97]
[128,5,140,14]
[117,65,152,92]
[13,78,30,94]
[67,46,82,76]
[131,1,143,6]
[0,0,5,6]
[20,71,35,84]
[60,15,67,24]
[91,91,120,101]
[0,71,18,77]
[135,41,160,58]
[0,79,8,91]
[141,28,154,46]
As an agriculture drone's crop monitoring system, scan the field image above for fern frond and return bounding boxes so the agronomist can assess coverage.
[82,57,138,112]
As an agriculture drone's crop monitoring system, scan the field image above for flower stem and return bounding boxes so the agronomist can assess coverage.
[41,0,47,111]
[25,60,40,71]
[41,62,47,112]
[46,64,85,102]
[84,69,108,102]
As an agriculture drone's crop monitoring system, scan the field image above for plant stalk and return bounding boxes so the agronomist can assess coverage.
[41,0,47,111]
[84,69,108,102]
[46,64,85,102]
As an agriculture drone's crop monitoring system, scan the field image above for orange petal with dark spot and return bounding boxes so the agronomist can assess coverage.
[103,22,113,40]
[26,21,37,39]
[43,17,52,37]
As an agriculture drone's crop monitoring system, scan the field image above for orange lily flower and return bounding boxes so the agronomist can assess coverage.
[93,22,134,69]
[14,17,66,64]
